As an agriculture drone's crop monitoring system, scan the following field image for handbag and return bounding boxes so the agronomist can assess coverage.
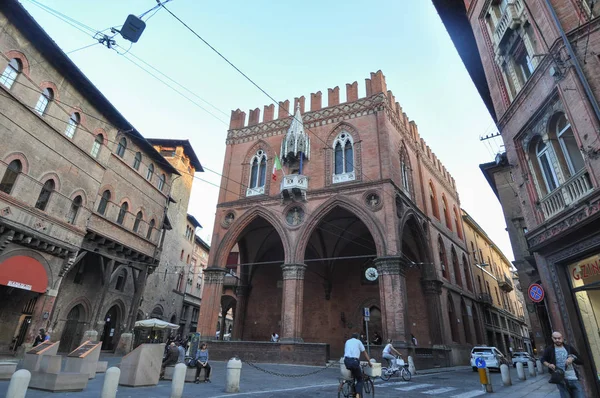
[548,368,565,384]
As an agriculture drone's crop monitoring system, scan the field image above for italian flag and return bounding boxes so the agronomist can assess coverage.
[272,154,282,181]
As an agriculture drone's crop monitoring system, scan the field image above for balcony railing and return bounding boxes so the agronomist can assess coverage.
[540,170,593,219]
[494,0,524,45]
[280,174,308,201]
[477,293,493,306]
[498,274,514,292]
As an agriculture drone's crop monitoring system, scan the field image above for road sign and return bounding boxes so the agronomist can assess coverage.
[363,307,370,317]
[475,357,487,368]
[528,283,545,303]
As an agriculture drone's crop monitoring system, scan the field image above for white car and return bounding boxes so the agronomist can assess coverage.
[511,351,533,367]
[470,346,509,371]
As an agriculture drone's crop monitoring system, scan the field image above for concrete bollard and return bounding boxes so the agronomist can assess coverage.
[527,360,536,377]
[536,360,544,374]
[500,364,512,386]
[226,357,242,393]
[6,369,31,398]
[170,363,187,398]
[516,362,526,380]
[408,356,416,375]
[101,367,120,398]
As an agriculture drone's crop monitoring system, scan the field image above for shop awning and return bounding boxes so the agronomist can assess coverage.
[0,255,48,293]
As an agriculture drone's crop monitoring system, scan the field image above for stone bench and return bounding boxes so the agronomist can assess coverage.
[0,361,18,380]
[163,365,206,382]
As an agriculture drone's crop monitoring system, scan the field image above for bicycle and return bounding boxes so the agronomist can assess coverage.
[338,363,375,398]
[380,356,411,382]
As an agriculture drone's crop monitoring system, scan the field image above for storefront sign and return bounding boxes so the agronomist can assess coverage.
[7,280,32,290]
[570,255,600,281]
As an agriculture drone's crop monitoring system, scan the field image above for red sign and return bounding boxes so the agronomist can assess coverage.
[528,283,545,303]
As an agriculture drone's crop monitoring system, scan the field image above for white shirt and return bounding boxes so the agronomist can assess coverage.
[383,343,392,355]
[344,338,365,358]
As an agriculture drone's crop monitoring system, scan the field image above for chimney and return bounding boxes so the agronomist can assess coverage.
[310,91,322,111]
[278,100,290,119]
[294,96,306,114]
[263,104,275,122]
[328,86,340,107]
[248,108,260,126]
[346,81,358,102]
[370,70,387,94]
[229,109,246,129]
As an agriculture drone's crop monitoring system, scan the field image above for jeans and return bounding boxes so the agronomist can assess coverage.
[556,379,585,398]
[344,357,363,396]
[382,353,395,367]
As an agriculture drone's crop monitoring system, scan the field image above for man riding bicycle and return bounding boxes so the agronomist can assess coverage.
[382,339,402,368]
[344,333,372,398]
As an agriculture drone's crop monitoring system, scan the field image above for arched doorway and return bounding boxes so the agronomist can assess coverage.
[303,205,378,356]
[101,305,121,351]
[59,304,86,353]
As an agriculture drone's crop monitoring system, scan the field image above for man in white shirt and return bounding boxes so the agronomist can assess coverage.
[344,333,372,398]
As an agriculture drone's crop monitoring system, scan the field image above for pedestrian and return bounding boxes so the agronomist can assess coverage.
[176,341,185,364]
[372,331,382,345]
[160,342,179,379]
[411,334,418,346]
[382,339,402,367]
[271,332,279,342]
[195,343,211,383]
[33,329,48,347]
[343,333,372,398]
[541,331,585,398]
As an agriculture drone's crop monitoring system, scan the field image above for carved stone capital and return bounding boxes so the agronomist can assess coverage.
[421,279,443,296]
[281,263,306,280]
[203,267,227,284]
[374,256,404,276]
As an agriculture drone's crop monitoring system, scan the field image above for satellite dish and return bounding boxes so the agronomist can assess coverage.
[120,14,146,43]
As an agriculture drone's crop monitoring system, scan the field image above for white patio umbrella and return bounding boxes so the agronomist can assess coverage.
[134,318,180,330]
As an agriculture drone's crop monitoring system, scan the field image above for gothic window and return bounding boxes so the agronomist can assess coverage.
[65,112,80,139]
[0,59,21,89]
[133,152,142,170]
[147,219,155,239]
[438,236,449,279]
[463,254,473,291]
[117,202,128,225]
[454,206,463,239]
[35,179,55,211]
[247,150,267,196]
[448,295,459,343]
[146,163,154,181]
[451,246,462,287]
[158,174,166,191]
[67,195,82,224]
[551,113,585,178]
[34,88,53,115]
[333,132,355,183]
[116,137,127,158]
[0,159,22,194]
[97,190,110,215]
[429,182,440,219]
[133,211,143,233]
[400,146,411,196]
[442,195,452,231]
[461,299,472,344]
[91,134,103,158]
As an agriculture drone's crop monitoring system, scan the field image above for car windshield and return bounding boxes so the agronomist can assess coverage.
[514,353,527,357]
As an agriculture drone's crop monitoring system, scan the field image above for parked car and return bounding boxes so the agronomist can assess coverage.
[511,351,533,367]
[470,346,509,371]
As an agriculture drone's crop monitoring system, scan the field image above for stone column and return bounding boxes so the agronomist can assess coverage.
[421,279,444,345]
[126,266,149,330]
[197,268,226,339]
[374,257,408,344]
[92,258,116,328]
[232,286,248,341]
[280,264,306,343]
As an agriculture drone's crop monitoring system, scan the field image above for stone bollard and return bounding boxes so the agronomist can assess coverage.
[101,367,120,398]
[408,356,416,375]
[6,369,31,398]
[536,360,544,374]
[527,360,536,377]
[170,363,187,398]
[226,357,242,393]
[516,362,526,380]
[500,364,512,386]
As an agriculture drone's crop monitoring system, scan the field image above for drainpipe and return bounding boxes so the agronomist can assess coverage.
[544,0,600,123]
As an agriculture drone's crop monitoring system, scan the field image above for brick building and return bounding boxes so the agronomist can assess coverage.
[198,70,489,366]
[462,209,531,356]
[434,0,600,393]
[0,1,199,355]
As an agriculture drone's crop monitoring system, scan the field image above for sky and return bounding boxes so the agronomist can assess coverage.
[19,0,513,260]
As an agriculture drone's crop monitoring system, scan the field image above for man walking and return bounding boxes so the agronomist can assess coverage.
[344,333,372,398]
[541,331,585,398]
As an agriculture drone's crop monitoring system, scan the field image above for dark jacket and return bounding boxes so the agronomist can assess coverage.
[163,345,179,366]
[541,344,583,378]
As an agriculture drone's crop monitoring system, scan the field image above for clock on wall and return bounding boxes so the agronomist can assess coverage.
[365,267,379,281]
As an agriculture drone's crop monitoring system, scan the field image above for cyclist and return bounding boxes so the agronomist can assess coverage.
[344,333,372,398]
[382,339,402,368]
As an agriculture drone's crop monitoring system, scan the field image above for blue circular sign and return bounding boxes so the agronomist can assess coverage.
[475,358,487,368]
[528,283,545,303]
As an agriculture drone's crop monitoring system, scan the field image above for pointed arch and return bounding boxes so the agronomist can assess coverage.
[442,194,452,230]
[325,122,362,186]
[429,181,440,219]
[399,142,413,197]
[296,195,387,261]
[241,140,276,197]
[451,245,462,287]
[212,206,293,267]
[398,210,433,278]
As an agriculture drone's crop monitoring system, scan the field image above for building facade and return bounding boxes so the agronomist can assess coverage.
[0,1,198,355]
[198,70,488,366]
[435,0,600,393]
[462,210,531,355]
